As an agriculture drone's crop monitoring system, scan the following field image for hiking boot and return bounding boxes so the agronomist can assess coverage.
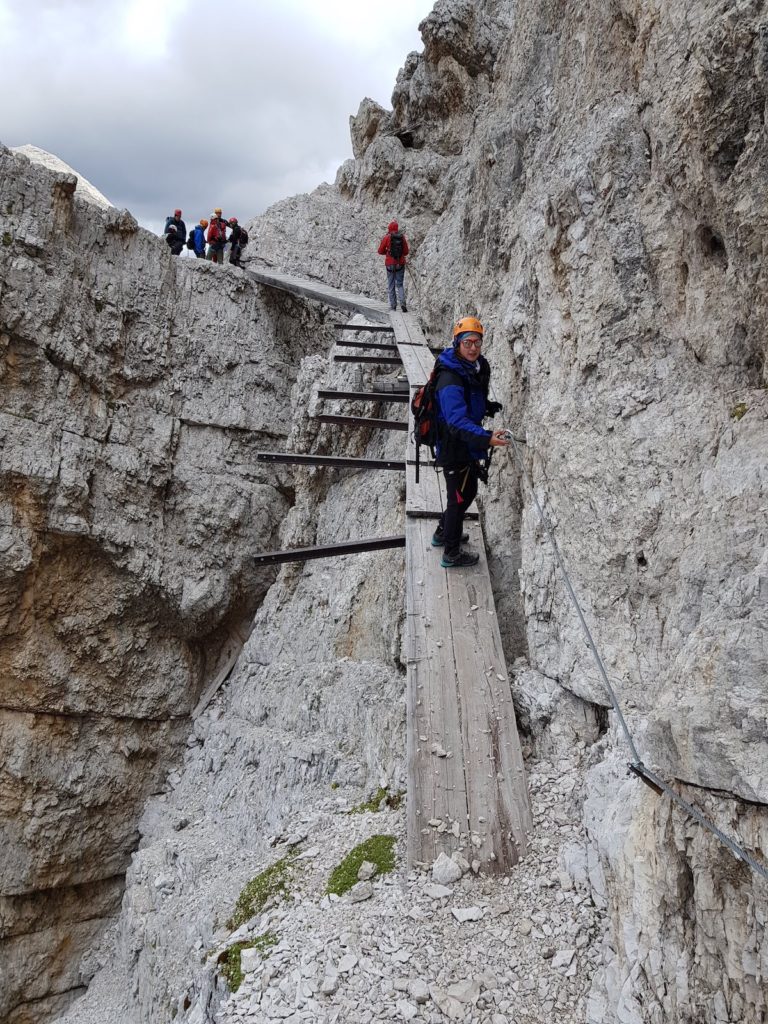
[401,304,408,312]
[431,527,469,547]
[441,549,480,569]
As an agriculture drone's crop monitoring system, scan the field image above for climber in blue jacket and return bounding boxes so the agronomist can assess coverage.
[432,316,508,568]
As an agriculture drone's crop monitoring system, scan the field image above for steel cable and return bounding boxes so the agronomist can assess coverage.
[506,435,768,883]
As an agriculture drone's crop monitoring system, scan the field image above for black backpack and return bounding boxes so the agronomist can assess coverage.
[412,360,480,482]
[239,228,249,246]
[186,230,196,250]
[389,231,404,261]
[411,362,444,483]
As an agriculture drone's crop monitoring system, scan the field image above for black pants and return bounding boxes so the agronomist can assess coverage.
[439,464,479,556]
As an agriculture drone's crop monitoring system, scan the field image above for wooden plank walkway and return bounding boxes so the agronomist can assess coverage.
[246,266,391,323]
[238,265,530,873]
[392,313,531,872]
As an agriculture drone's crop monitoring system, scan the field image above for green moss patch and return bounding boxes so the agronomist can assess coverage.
[227,855,295,931]
[326,834,396,896]
[2,232,12,247]
[219,932,278,992]
[731,402,748,421]
[350,787,403,814]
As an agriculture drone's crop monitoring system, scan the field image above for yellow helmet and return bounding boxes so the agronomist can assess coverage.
[453,316,484,338]
[214,208,222,216]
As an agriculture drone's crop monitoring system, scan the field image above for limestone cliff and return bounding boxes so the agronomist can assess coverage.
[1,0,767,1023]
[0,145,345,1022]
[255,3,768,1016]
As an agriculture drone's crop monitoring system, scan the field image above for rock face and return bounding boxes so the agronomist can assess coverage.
[11,144,114,209]
[2,1,768,1023]
[251,1,768,1020]
[0,144,339,1022]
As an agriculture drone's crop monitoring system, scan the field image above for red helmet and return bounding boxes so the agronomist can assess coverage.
[229,217,238,225]
[388,220,398,232]
[174,209,182,218]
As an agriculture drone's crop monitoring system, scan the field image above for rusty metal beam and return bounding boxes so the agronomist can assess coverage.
[335,339,400,352]
[317,389,410,403]
[256,452,405,471]
[333,323,394,333]
[333,354,402,365]
[254,535,405,565]
[314,414,408,432]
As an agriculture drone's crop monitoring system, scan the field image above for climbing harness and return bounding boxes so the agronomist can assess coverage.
[501,432,768,883]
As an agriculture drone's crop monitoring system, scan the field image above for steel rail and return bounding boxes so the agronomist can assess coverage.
[317,389,410,403]
[314,414,408,432]
[507,436,768,882]
[254,535,405,565]
[332,323,394,333]
[333,354,403,365]
[256,452,405,471]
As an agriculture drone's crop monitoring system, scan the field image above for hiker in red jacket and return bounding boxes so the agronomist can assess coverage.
[206,208,228,264]
[377,220,409,312]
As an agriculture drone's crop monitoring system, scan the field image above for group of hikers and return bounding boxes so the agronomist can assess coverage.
[160,206,506,572]
[378,220,510,569]
[163,209,249,267]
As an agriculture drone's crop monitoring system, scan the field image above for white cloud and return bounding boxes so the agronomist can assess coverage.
[0,0,435,230]
[120,0,191,60]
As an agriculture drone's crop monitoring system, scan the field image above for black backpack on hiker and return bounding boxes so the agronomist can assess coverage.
[186,230,196,251]
[411,363,444,483]
[389,231,404,262]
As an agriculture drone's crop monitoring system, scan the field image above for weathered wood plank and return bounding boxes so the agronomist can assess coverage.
[444,521,532,868]
[398,345,433,383]
[394,308,529,872]
[246,267,391,323]
[406,517,470,866]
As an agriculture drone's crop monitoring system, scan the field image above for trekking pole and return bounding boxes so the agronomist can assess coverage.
[405,264,425,311]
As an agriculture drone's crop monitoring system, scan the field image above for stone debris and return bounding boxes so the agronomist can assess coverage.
[431,852,463,885]
[451,906,484,923]
[424,882,453,899]
[346,880,373,902]
[356,860,377,881]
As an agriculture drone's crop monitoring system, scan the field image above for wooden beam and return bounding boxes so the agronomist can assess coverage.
[333,323,394,333]
[317,389,410,404]
[254,535,405,565]
[333,354,402,365]
[256,452,405,471]
[314,414,408,432]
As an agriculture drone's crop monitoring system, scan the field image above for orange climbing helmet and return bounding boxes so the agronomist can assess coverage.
[452,316,484,339]
[200,218,209,227]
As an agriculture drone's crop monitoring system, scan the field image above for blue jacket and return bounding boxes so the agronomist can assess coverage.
[164,215,186,239]
[434,347,492,466]
[193,225,206,254]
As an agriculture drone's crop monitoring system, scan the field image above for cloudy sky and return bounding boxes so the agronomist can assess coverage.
[0,0,434,232]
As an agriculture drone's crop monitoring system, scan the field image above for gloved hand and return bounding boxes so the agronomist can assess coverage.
[486,400,503,417]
